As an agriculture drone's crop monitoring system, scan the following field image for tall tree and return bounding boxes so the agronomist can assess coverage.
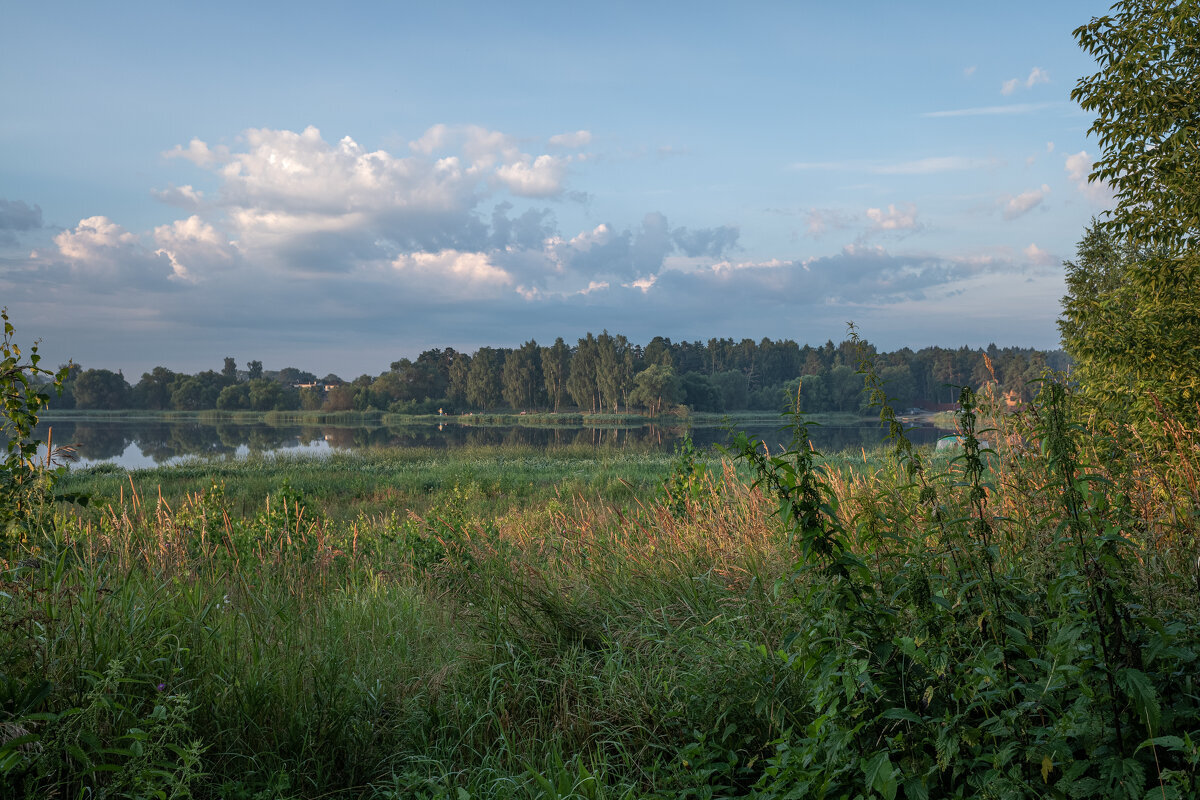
[596,331,631,412]
[133,366,176,410]
[447,352,471,407]
[1067,1,1200,419]
[222,357,238,382]
[541,338,570,412]
[246,360,263,380]
[567,334,599,412]
[466,348,503,409]
[73,369,131,409]
[501,340,544,410]
[629,364,681,417]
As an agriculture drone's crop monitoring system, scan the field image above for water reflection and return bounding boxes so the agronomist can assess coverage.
[30,417,953,469]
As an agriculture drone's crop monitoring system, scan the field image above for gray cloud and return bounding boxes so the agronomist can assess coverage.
[0,199,43,245]
[672,223,739,258]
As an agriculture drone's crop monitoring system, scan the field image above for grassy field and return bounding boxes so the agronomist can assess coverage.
[3,393,1200,799]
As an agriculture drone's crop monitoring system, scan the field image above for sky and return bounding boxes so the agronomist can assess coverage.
[1,1,1115,378]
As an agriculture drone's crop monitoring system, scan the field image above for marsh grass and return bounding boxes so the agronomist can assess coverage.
[2,386,1199,798]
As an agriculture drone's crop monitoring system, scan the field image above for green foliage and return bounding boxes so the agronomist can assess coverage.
[1073,1,1200,255]
[660,434,715,519]
[1059,221,1200,426]
[1,659,205,798]
[73,368,131,410]
[628,364,681,417]
[1065,1,1200,422]
[0,309,70,547]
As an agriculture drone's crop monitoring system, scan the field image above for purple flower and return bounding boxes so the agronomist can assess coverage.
[156,683,166,692]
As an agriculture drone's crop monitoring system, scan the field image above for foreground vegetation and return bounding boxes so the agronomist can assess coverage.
[3,364,1199,797]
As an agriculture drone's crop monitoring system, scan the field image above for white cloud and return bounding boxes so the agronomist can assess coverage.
[1002,67,1049,95]
[391,249,513,289]
[152,215,237,281]
[55,216,138,260]
[1065,150,1091,183]
[1023,243,1055,266]
[547,130,592,148]
[866,203,919,231]
[1025,67,1049,88]
[1065,150,1113,204]
[151,184,205,210]
[494,154,568,197]
[922,102,1055,118]
[53,216,173,284]
[627,274,657,293]
[408,124,450,155]
[1003,184,1050,220]
[164,138,227,167]
[963,65,977,77]
[578,280,609,295]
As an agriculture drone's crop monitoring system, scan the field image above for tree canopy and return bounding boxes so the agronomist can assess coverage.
[1063,2,1200,420]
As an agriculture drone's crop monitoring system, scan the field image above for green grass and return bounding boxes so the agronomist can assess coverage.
[4,392,1200,799]
[58,444,689,523]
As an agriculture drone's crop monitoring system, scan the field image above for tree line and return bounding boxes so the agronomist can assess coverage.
[50,335,1068,416]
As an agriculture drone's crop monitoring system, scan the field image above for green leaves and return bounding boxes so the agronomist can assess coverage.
[1066,2,1200,429]
[861,750,898,800]
[1,308,70,544]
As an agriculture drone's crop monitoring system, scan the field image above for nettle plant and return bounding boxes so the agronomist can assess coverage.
[0,308,70,548]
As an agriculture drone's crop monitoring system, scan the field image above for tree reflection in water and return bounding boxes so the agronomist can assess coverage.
[30,418,952,468]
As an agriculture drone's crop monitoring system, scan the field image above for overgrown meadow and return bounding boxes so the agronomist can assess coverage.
[2,372,1200,798]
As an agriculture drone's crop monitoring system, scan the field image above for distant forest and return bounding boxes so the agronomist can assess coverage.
[50,334,1070,416]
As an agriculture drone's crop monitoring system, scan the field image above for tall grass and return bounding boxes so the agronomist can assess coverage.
[2,381,1199,798]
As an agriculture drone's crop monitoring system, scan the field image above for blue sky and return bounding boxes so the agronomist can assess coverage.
[1,1,1113,377]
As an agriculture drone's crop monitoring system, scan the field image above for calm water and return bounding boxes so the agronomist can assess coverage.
[30,416,954,470]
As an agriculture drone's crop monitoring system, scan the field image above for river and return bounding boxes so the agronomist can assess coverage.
[30,416,955,470]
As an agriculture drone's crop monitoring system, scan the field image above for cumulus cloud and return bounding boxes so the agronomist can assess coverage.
[547,130,592,149]
[391,249,513,293]
[154,124,590,270]
[1065,151,1092,183]
[55,216,139,260]
[38,120,750,311]
[153,215,238,281]
[1023,243,1055,266]
[164,138,228,167]
[52,216,174,286]
[866,203,920,232]
[1065,150,1113,204]
[494,154,569,197]
[151,184,205,210]
[1003,184,1050,220]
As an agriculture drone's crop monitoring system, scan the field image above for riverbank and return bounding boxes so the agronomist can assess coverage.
[40,407,878,426]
